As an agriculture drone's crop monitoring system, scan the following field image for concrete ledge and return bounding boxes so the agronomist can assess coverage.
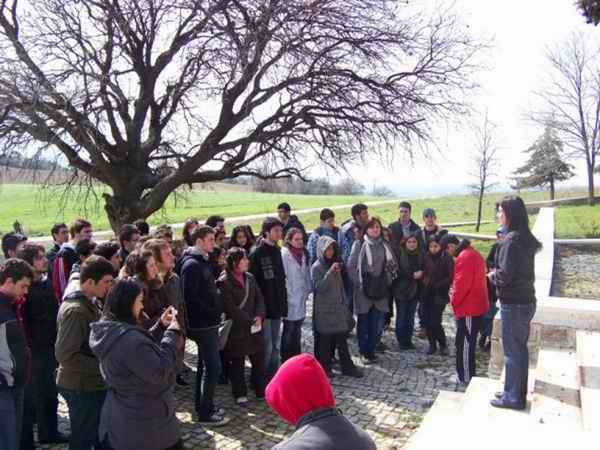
[451,231,497,241]
[555,239,600,246]
[525,195,600,209]
[576,330,600,432]
[531,348,582,429]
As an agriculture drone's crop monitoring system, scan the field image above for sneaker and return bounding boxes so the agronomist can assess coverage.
[236,397,249,406]
[197,413,230,427]
[360,354,373,365]
[416,329,427,339]
[211,407,225,416]
[342,368,364,378]
[325,370,336,379]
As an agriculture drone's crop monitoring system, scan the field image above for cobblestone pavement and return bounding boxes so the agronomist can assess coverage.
[44,305,490,450]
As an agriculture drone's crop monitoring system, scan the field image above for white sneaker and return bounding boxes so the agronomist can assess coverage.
[236,396,249,406]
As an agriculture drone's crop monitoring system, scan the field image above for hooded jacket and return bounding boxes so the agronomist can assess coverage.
[311,236,349,335]
[266,354,376,450]
[281,247,312,321]
[55,290,104,391]
[450,245,489,319]
[217,271,265,358]
[0,292,30,389]
[307,226,342,266]
[180,247,223,331]
[89,319,180,450]
[489,231,537,304]
[249,240,288,319]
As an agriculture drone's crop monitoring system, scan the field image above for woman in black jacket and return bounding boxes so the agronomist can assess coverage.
[488,196,541,410]
[218,248,266,406]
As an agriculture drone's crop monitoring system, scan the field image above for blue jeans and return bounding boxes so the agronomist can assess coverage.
[357,307,385,356]
[59,388,106,450]
[500,302,536,406]
[281,319,304,362]
[193,328,221,420]
[263,319,282,376]
[0,387,22,450]
[395,298,418,346]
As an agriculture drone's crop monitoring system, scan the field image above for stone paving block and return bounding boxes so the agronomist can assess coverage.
[42,305,484,449]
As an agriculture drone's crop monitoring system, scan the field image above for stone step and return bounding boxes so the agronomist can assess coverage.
[576,330,600,432]
[531,347,582,429]
[405,391,464,449]
[460,376,532,425]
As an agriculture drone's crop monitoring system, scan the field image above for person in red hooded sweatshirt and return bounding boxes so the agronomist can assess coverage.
[450,239,489,385]
[266,353,376,450]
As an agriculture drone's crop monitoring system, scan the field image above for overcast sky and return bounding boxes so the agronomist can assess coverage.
[349,0,600,196]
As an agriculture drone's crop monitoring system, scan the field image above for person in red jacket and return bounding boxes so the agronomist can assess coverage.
[450,239,489,384]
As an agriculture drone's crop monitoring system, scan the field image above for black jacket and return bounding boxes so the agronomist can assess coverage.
[423,252,454,302]
[180,248,224,331]
[274,408,377,450]
[249,240,288,319]
[388,219,421,256]
[23,276,59,352]
[282,215,307,243]
[392,249,424,302]
[490,232,537,304]
[0,292,30,389]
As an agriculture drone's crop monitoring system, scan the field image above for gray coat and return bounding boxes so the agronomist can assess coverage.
[89,320,180,450]
[310,236,349,335]
[274,408,377,450]
[347,238,391,315]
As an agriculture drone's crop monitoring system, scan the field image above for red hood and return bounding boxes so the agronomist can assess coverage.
[266,353,335,424]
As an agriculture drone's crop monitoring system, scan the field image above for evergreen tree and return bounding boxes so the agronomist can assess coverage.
[579,0,600,25]
[512,127,575,200]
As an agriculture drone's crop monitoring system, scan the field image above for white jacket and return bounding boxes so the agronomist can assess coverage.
[281,247,312,321]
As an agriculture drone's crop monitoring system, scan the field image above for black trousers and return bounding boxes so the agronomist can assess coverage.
[226,350,266,399]
[316,332,356,374]
[281,319,303,362]
[422,301,447,347]
[455,316,482,383]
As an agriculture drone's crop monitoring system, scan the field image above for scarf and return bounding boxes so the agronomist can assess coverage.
[288,245,305,268]
[357,235,397,288]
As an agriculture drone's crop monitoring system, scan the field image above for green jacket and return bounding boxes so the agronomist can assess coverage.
[55,291,105,391]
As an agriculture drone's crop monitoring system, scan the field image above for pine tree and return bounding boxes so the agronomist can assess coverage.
[512,126,575,200]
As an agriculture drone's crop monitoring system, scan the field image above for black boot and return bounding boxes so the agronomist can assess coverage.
[438,334,448,356]
[426,332,437,355]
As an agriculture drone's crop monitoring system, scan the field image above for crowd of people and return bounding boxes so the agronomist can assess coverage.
[0,197,539,450]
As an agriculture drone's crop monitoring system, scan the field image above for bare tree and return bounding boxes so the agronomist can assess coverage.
[468,112,500,232]
[531,32,600,205]
[0,0,484,231]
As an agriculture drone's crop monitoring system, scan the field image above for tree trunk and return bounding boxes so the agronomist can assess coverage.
[587,163,595,206]
[549,175,555,201]
[103,192,147,232]
[475,188,484,232]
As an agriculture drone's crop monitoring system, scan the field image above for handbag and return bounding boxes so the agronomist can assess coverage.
[363,258,389,300]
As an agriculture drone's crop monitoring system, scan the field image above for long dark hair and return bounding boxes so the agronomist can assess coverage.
[229,225,255,252]
[500,196,542,251]
[103,278,142,325]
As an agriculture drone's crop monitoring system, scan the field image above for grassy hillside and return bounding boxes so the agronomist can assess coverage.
[0,183,591,238]
[0,184,382,236]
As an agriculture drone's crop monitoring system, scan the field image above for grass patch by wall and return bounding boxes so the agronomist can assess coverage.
[555,205,600,239]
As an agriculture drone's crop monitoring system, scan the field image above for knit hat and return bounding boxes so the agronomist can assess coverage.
[266,353,335,425]
[422,208,436,218]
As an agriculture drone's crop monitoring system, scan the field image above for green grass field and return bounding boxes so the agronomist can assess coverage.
[0,183,593,241]
[0,184,382,236]
[555,204,600,239]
